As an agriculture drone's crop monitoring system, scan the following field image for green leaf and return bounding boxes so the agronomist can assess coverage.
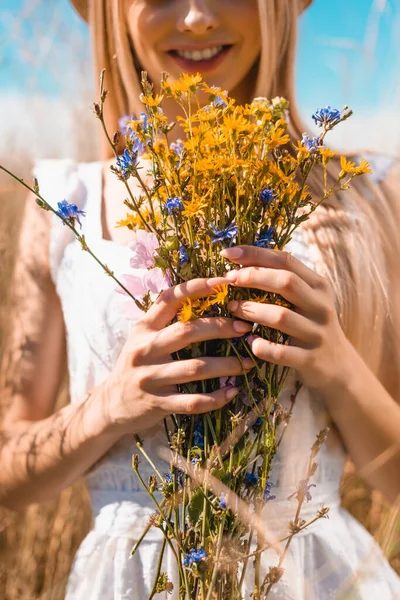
[187,488,204,525]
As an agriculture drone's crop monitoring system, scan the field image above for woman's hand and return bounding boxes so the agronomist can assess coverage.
[220,245,353,392]
[100,277,254,436]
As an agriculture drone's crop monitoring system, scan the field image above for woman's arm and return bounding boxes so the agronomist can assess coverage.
[219,245,400,503]
[0,196,124,509]
[0,197,252,511]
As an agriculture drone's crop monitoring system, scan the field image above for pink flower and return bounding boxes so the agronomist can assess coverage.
[116,268,171,320]
[128,230,159,269]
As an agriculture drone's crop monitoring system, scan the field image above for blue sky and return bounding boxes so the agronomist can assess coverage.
[0,0,399,115]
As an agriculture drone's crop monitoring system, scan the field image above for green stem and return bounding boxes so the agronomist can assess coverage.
[0,166,145,310]
[205,515,226,600]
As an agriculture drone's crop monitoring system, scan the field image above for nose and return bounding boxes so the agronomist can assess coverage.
[178,0,220,35]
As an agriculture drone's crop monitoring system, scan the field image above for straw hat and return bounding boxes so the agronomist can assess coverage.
[70,0,314,23]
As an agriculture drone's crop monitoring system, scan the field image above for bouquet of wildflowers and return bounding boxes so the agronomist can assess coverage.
[0,70,371,600]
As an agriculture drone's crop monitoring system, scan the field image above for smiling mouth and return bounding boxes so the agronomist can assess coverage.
[168,44,232,62]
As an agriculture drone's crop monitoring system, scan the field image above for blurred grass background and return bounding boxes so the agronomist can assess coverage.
[0,1,399,598]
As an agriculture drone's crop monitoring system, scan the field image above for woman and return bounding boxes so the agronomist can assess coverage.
[1,0,400,598]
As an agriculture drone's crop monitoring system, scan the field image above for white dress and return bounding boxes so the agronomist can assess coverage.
[33,158,400,600]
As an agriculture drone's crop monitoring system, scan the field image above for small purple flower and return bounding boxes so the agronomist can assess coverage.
[139,111,149,131]
[116,148,138,180]
[183,547,207,567]
[179,245,189,265]
[170,140,185,159]
[130,131,146,155]
[213,96,227,109]
[245,472,258,487]
[164,197,184,215]
[254,227,275,248]
[56,200,86,228]
[259,187,277,205]
[288,479,316,503]
[264,481,276,502]
[210,223,239,246]
[301,133,321,153]
[312,106,342,128]
[119,114,134,135]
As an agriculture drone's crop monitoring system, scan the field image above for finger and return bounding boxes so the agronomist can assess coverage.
[160,385,240,415]
[247,335,306,368]
[220,246,322,290]
[148,317,253,357]
[137,278,230,332]
[222,266,321,314]
[228,301,320,345]
[148,356,254,385]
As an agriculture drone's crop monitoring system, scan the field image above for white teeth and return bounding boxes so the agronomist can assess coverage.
[175,46,224,61]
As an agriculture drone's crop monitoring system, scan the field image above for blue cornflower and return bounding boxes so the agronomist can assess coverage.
[213,96,227,109]
[312,106,342,128]
[252,417,263,432]
[245,472,258,487]
[164,470,184,487]
[193,417,204,449]
[183,548,207,567]
[56,200,86,229]
[170,140,185,159]
[254,227,275,248]
[259,187,277,205]
[116,148,138,180]
[301,133,321,153]
[164,197,184,215]
[179,245,189,265]
[219,493,228,510]
[264,481,276,503]
[210,223,239,246]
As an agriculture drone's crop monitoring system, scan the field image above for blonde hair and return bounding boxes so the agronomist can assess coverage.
[89,0,400,397]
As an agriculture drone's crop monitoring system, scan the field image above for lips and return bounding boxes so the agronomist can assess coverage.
[166,45,233,74]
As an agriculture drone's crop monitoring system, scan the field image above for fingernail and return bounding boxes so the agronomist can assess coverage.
[247,336,257,345]
[220,247,243,259]
[242,358,254,369]
[233,320,251,333]
[225,386,239,400]
[229,301,239,313]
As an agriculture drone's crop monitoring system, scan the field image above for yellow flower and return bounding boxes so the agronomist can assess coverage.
[293,140,310,161]
[268,124,290,148]
[207,284,229,307]
[355,158,372,175]
[319,147,336,165]
[116,206,161,230]
[222,112,250,134]
[182,197,209,217]
[165,73,203,96]
[340,156,372,176]
[178,298,195,322]
[140,93,164,107]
